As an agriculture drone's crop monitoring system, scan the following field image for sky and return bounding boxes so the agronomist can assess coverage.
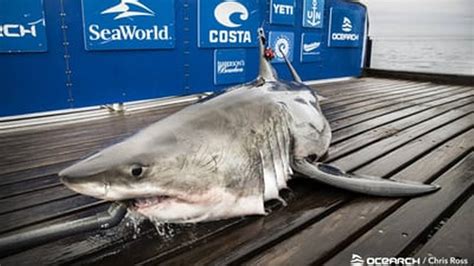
[366,0,474,39]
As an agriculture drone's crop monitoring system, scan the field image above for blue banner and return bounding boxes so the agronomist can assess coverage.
[270,0,295,26]
[214,49,246,85]
[198,0,259,48]
[302,0,324,28]
[300,32,322,62]
[269,31,294,63]
[81,0,175,50]
[328,7,363,47]
[0,0,47,53]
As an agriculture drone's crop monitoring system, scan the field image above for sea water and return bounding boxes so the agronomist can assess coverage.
[371,37,474,75]
[367,0,473,76]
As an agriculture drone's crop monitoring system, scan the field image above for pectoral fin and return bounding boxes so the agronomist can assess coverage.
[293,160,440,197]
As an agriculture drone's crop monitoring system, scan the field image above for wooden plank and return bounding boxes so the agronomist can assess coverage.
[0,185,76,215]
[0,100,190,138]
[245,131,473,265]
[319,81,418,103]
[328,101,474,161]
[324,84,454,115]
[0,196,102,234]
[0,176,60,199]
[323,83,435,110]
[331,93,474,144]
[324,153,474,266]
[316,79,413,96]
[329,86,471,132]
[332,112,473,170]
[326,85,465,119]
[414,196,474,264]
[0,162,72,187]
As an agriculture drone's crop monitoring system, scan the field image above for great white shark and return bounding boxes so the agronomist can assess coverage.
[59,29,440,223]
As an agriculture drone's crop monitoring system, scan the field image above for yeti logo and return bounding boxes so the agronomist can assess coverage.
[101,0,155,20]
[214,1,249,28]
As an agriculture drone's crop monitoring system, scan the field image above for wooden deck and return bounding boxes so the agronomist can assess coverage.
[0,77,472,265]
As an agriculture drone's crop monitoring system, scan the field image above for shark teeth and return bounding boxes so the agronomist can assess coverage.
[134,196,171,208]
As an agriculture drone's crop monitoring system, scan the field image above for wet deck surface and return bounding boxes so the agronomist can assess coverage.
[0,77,472,265]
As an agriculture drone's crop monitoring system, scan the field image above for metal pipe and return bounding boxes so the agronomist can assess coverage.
[0,202,127,256]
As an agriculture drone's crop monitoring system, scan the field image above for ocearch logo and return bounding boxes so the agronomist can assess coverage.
[209,1,251,44]
[331,15,359,42]
[342,17,352,32]
[350,254,364,266]
[350,253,423,265]
[100,0,155,20]
[0,20,43,38]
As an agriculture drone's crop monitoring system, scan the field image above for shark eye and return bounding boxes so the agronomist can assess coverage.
[131,165,143,177]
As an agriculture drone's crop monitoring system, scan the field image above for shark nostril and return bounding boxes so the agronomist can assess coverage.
[59,176,70,185]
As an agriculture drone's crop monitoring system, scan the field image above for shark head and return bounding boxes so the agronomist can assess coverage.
[59,124,265,223]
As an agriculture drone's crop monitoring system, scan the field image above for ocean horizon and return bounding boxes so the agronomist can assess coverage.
[367,0,473,76]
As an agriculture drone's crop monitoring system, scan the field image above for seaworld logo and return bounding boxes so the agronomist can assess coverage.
[209,1,252,44]
[100,0,155,20]
[85,0,171,43]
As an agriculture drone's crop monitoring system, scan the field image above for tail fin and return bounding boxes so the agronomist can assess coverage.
[278,46,302,83]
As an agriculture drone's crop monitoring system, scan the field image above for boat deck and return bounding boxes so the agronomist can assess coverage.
[0,77,473,265]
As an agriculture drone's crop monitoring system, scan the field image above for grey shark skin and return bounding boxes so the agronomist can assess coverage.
[60,29,440,223]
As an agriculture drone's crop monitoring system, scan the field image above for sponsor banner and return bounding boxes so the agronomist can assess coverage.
[198,0,259,48]
[270,0,295,26]
[0,0,48,53]
[269,31,294,63]
[300,32,322,62]
[302,0,324,28]
[81,0,175,51]
[328,7,363,47]
[214,49,246,85]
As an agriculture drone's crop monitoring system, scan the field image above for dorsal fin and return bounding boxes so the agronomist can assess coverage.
[278,46,302,83]
[257,28,277,82]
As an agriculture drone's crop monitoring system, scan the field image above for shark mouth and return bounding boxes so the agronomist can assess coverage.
[132,195,191,210]
[133,196,172,209]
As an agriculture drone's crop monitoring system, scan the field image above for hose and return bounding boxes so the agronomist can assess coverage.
[0,202,127,256]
